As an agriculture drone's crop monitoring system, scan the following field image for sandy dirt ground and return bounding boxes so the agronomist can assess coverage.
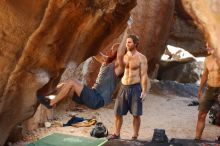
[10,93,220,146]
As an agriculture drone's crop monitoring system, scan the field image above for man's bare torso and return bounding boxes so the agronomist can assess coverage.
[122,51,143,85]
[206,55,220,87]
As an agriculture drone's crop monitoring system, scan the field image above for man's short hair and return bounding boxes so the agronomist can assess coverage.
[127,34,139,47]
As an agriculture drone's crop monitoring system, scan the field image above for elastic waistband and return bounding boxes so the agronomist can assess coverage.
[207,85,220,90]
[121,82,141,88]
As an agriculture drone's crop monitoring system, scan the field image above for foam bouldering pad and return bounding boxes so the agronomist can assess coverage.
[26,133,107,146]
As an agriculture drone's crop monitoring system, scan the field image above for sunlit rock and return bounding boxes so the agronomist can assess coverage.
[181,0,220,58]
[0,0,136,144]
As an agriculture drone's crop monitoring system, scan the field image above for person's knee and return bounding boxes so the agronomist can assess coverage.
[133,115,140,119]
[65,80,74,85]
[63,80,77,89]
[198,112,207,121]
[115,114,122,119]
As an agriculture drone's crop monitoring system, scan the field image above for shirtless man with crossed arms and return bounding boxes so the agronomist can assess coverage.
[110,34,148,140]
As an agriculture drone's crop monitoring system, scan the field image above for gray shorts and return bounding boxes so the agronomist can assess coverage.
[114,83,142,116]
[199,86,220,112]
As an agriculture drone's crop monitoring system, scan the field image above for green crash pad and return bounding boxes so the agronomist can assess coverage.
[26,133,108,146]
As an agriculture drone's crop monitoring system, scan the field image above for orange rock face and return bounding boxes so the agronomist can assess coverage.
[129,0,175,76]
[81,0,175,86]
[168,0,207,57]
[181,0,220,58]
[0,0,136,144]
[2,0,220,145]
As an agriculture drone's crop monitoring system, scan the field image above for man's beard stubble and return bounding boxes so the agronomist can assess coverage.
[127,46,135,51]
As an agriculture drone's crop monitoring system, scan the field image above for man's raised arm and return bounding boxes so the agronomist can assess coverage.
[117,28,128,67]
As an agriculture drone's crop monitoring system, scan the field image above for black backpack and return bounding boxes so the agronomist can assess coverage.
[90,122,108,138]
[209,103,220,126]
[152,129,168,143]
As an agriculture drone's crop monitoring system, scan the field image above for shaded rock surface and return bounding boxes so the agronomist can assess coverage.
[150,80,198,98]
[0,0,136,145]
[168,0,207,57]
[158,59,204,83]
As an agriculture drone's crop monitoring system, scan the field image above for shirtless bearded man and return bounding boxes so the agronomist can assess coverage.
[110,34,148,140]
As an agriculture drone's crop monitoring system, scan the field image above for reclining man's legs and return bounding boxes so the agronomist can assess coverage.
[50,79,83,106]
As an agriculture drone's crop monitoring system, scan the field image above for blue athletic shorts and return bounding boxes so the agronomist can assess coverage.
[72,85,105,109]
[114,83,142,116]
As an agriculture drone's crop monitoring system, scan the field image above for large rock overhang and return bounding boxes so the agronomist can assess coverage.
[0,0,136,145]
[181,0,220,58]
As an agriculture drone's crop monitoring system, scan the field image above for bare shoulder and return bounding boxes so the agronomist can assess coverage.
[205,55,212,60]
[137,52,147,63]
[205,55,214,64]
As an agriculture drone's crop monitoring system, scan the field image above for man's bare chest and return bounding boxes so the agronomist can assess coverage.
[206,58,220,72]
[124,55,141,70]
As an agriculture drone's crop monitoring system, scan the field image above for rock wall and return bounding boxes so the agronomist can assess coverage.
[72,0,175,91]
[2,0,220,144]
[0,0,136,145]
[168,0,207,57]
[158,59,204,83]
[181,0,220,58]
[129,0,175,76]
